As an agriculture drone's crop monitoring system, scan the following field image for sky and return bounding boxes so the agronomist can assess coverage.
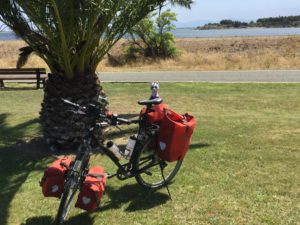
[172,0,300,27]
[1,0,299,29]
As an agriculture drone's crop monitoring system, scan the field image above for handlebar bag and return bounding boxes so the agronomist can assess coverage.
[75,166,107,212]
[157,110,196,162]
[140,103,170,124]
[40,157,72,198]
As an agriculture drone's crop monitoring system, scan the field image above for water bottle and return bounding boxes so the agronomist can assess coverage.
[123,135,137,159]
[106,141,122,160]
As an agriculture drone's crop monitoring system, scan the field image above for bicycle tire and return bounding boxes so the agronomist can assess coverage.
[55,178,78,225]
[133,139,183,190]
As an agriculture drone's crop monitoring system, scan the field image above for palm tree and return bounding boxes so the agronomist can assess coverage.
[170,0,193,9]
[0,0,193,147]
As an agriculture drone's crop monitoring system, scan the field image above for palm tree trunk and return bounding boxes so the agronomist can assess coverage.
[40,73,107,148]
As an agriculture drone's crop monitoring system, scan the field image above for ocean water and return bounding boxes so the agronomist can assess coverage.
[0,32,20,40]
[172,27,300,38]
[1,27,300,40]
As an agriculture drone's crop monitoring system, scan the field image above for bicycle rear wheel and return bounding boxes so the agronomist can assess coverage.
[133,139,183,190]
[55,178,78,225]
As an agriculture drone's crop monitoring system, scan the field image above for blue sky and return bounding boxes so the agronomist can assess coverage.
[1,1,299,29]
[172,0,300,27]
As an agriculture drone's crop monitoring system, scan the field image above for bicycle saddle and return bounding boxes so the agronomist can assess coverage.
[138,98,163,106]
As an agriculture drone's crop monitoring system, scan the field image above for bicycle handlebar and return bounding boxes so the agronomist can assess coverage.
[63,99,81,108]
[62,98,137,126]
[110,115,131,125]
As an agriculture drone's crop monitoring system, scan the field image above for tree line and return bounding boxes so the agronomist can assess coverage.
[257,15,300,27]
[198,15,300,29]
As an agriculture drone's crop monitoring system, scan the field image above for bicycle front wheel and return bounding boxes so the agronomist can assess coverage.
[133,139,183,190]
[55,178,78,225]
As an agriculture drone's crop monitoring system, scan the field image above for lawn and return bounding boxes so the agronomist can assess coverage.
[0,83,299,225]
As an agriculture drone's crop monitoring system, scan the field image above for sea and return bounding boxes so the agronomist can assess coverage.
[1,27,300,40]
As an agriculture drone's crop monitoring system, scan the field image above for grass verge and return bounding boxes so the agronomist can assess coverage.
[0,83,299,225]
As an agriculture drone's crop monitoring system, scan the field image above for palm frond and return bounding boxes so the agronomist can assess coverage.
[169,0,194,9]
[16,46,34,69]
[0,23,6,32]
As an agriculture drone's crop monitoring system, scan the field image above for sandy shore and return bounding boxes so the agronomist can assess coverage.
[0,36,299,71]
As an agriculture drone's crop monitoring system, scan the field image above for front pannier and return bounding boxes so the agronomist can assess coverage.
[75,166,107,212]
[41,157,72,198]
[157,110,196,162]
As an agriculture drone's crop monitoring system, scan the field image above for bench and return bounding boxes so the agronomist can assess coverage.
[0,68,47,89]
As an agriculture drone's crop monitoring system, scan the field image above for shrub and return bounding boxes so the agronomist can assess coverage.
[126,10,178,59]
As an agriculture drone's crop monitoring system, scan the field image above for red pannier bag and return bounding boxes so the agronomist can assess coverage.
[75,166,107,212]
[140,103,170,124]
[157,110,196,162]
[41,157,72,198]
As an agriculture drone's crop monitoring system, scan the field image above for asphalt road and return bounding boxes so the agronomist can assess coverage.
[97,70,300,83]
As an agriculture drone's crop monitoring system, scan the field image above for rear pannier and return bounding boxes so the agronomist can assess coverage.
[140,103,170,124]
[75,166,107,212]
[40,157,72,198]
[157,110,196,162]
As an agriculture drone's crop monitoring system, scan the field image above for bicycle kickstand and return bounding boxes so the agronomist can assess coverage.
[160,163,172,200]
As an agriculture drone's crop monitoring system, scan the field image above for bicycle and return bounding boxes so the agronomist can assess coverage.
[55,94,183,224]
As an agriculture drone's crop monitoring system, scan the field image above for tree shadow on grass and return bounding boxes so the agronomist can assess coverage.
[100,184,170,212]
[0,113,40,145]
[0,140,52,225]
[20,213,94,225]
[0,113,52,225]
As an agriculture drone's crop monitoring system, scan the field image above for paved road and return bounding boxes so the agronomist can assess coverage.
[97,70,300,83]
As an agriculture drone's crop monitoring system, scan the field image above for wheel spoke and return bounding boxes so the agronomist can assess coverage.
[133,138,183,190]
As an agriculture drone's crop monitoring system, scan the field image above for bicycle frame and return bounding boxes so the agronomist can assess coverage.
[68,103,160,182]
[102,103,163,180]
[99,125,160,180]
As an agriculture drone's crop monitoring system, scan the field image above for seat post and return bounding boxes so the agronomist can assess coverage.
[146,103,153,112]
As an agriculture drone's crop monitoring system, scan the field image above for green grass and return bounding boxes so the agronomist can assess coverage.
[0,83,299,225]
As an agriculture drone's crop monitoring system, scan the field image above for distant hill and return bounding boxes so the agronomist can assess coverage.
[197,15,300,30]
